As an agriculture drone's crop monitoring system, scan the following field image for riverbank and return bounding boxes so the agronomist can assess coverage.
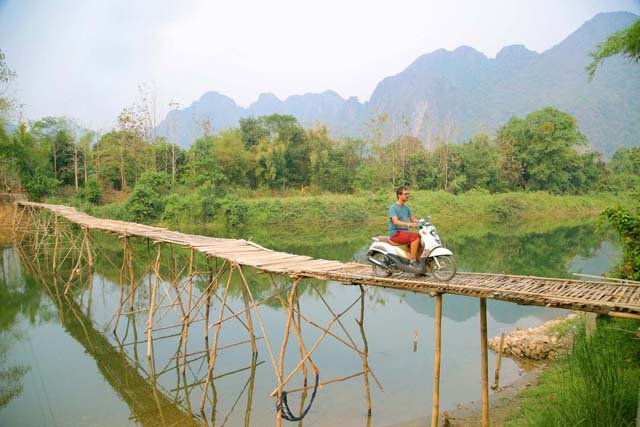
[83,190,627,230]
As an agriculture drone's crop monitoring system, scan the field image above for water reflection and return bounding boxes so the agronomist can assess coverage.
[10,224,378,426]
[0,247,54,411]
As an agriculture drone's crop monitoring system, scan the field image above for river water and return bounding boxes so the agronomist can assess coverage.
[0,215,620,426]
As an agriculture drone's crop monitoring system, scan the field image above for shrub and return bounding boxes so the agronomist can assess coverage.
[73,178,102,205]
[124,183,164,222]
[222,197,248,228]
[486,196,525,222]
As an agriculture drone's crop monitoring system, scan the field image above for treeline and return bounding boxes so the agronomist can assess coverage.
[1,106,639,221]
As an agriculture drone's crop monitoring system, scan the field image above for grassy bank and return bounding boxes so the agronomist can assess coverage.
[504,317,640,427]
[237,190,622,226]
[98,190,627,231]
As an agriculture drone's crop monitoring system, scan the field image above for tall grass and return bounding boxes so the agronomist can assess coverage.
[507,317,640,427]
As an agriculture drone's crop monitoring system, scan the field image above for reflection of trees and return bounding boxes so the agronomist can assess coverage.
[0,247,55,409]
[451,224,601,277]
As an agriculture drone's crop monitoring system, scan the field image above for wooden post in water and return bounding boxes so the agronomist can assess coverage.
[431,293,443,427]
[147,244,162,359]
[480,297,489,427]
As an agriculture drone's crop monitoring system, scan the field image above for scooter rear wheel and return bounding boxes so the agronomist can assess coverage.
[370,252,392,277]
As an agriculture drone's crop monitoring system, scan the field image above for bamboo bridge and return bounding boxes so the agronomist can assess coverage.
[12,201,640,319]
[9,200,640,427]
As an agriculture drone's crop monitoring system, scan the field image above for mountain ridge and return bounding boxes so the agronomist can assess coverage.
[156,11,640,156]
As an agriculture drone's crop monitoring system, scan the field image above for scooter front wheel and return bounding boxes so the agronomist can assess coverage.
[431,255,456,281]
[369,252,392,277]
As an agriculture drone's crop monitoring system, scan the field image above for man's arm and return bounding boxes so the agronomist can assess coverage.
[391,215,412,227]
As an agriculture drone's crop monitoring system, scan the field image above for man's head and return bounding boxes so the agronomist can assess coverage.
[396,186,410,201]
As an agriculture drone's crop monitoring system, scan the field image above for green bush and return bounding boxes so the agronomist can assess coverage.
[221,197,248,228]
[486,196,525,221]
[72,178,102,205]
[22,169,58,201]
[124,183,164,222]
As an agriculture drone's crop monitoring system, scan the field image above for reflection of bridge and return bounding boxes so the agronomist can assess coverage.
[12,201,640,427]
[19,256,201,427]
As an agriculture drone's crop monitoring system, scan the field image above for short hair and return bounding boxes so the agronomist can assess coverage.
[396,186,409,198]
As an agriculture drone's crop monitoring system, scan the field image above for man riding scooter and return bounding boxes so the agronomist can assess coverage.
[388,186,421,271]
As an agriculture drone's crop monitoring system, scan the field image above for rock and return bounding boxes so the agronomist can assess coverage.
[489,314,576,361]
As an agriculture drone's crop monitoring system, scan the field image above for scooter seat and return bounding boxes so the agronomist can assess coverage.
[374,236,406,246]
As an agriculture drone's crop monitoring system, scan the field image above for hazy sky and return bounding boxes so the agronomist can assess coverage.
[1,0,639,129]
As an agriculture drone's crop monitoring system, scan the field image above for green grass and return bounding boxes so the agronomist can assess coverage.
[505,317,640,427]
[240,190,623,227]
[75,189,628,230]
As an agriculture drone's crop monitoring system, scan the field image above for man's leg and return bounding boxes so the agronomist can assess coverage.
[409,237,420,261]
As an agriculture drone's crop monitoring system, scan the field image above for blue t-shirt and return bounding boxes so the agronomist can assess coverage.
[388,203,412,236]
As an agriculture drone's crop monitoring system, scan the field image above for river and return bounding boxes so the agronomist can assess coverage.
[0,214,620,426]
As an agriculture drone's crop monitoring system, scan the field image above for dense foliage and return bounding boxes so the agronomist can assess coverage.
[2,105,639,215]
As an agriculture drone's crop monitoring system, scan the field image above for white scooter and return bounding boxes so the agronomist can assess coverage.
[367,218,456,281]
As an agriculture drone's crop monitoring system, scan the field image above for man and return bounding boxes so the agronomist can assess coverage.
[389,186,420,268]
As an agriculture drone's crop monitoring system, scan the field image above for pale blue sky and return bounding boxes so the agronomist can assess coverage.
[0,0,638,129]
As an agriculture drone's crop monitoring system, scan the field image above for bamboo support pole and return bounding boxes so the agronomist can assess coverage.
[431,293,442,427]
[276,278,301,425]
[127,238,135,312]
[112,238,128,333]
[245,353,258,427]
[480,297,489,427]
[52,217,59,272]
[181,248,195,374]
[147,244,162,359]
[11,201,18,242]
[240,280,258,354]
[357,285,373,417]
[199,266,234,413]
[491,333,505,390]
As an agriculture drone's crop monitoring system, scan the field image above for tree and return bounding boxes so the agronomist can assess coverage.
[458,134,501,192]
[184,135,227,190]
[239,117,268,150]
[587,17,640,79]
[239,114,308,189]
[496,107,590,194]
[211,130,252,186]
[0,49,16,124]
[94,131,137,190]
[7,123,58,200]
[31,117,76,185]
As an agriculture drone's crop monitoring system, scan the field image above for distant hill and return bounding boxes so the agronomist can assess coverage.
[156,12,640,156]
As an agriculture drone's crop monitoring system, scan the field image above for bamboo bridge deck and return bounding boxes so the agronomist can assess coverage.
[13,201,640,319]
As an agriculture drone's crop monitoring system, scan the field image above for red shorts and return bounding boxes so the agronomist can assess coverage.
[390,230,420,244]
